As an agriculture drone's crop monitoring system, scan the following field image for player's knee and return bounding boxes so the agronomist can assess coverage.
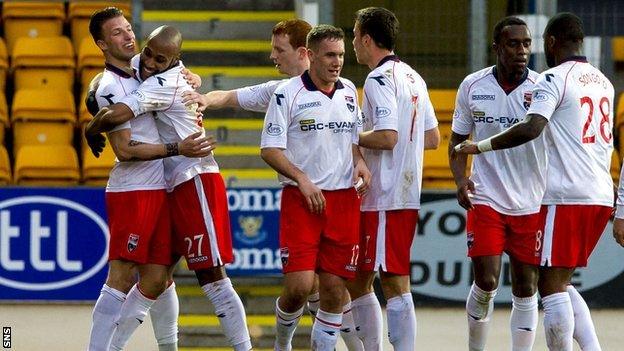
[139,276,168,297]
[106,266,136,293]
[282,285,311,309]
[512,279,537,297]
[475,274,499,292]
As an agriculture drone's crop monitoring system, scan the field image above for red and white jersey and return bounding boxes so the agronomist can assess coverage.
[260,71,361,190]
[97,63,166,192]
[120,56,219,190]
[360,55,438,211]
[527,57,614,206]
[453,66,547,215]
[236,79,285,112]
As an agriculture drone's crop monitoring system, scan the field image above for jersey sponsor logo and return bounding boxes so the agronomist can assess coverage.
[471,94,495,101]
[230,248,282,271]
[130,89,146,101]
[533,91,548,102]
[266,122,284,136]
[0,196,108,291]
[297,101,321,110]
[472,111,485,117]
[274,93,285,106]
[375,106,391,118]
[127,234,139,252]
[523,91,532,110]
[473,115,520,128]
[299,119,355,133]
[234,215,267,245]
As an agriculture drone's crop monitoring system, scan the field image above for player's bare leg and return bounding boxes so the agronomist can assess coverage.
[346,270,382,350]
[566,284,602,351]
[467,255,500,351]
[307,275,321,319]
[196,265,252,351]
[149,262,181,351]
[275,270,315,351]
[509,258,539,351]
[539,267,576,351]
[88,260,136,351]
[311,271,346,351]
[379,271,415,351]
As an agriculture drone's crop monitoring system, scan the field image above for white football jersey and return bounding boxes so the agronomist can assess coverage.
[527,57,614,206]
[236,79,285,112]
[453,66,547,215]
[97,63,166,192]
[260,71,361,190]
[360,55,438,211]
[120,57,219,190]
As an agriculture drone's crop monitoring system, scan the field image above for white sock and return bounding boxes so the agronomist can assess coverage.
[567,285,601,351]
[150,282,179,350]
[110,284,156,351]
[340,302,364,351]
[87,284,126,351]
[311,309,342,351]
[307,292,320,318]
[202,278,251,351]
[275,298,304,351]
[542,292,574,351]
[510,294,538,351]
[466,282,497,351]
[387,293,417,351]
[350,292,383,350]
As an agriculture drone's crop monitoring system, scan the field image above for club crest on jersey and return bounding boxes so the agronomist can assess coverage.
[127,234,139,252]
[523,92,532,110]
[345,96,354,103]
[266,122,284,136]
[346,103,355,112]
[280,247,289,266]
[466,231,474,250]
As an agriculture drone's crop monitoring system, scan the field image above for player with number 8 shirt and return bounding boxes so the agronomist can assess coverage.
[454,12,613,350]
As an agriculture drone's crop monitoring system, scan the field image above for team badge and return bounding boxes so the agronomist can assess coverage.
[523,91,532,110]
[345,96,354,103]
[127,234,139,252]
[345,96,355,112]
[466,231,474,250]
[280,247,289,266]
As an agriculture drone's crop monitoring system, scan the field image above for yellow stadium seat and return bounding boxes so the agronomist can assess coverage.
[429,89,457,123]
[82,141,116,186]
[77,37,105,73]
[0,38,7,92]
[613,37,624,62]
[2,2,65,53]
[422,122,455,188]
[0,93,8,143]
[612,149,621,185]
[14,145,79,185]
[0,145,11,185]
[12,89,76,123]
[13,122,74,156]
[11,36,75,90]
[616,93,624,155]
[82,67,104,93]
[68,1,131,53]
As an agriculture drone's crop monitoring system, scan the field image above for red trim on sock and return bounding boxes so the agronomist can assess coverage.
[315,316,342,328]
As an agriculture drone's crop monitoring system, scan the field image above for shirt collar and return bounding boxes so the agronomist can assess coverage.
[376,54,400,68]
[560,55,588,64]
[491,65,529,95]
[301,70,344,98]
[105,62,137,79]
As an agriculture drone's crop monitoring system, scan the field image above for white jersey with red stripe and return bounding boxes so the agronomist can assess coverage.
[527,57,614,206]
[120,56,219,190]
[360,55,438,211]
[260,71,361,190]
[453,66,547,215]
[97,63,166,192]
[236,79,285,112]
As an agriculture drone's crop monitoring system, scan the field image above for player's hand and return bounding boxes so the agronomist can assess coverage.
[455,177,475,210]
[614,218,624,247]
[298,177,326,214]
[181,68,202,89]
[182,91,208,113]
[453,140,481,154]
[86,133,106,158]
[178,131,216,158]
[353,158,371,197]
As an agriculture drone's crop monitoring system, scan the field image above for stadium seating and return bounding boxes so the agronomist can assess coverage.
[68,1,131,53]
[77,37,105,73]
[0,94,8,144]
[616,92,624,154]
[14,145,80,185]
[2,1,65,53]
[429,89,457,123]
[82,141,116,186]
[0,38,7,93]
[612,149,621,185]
[0,145,11,185]
[613,37,624,62]
[422,122,455,189]
[11,36,75,90]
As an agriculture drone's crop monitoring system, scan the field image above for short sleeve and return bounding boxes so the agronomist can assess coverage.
[118,75,176,117]
[526,72,561,121]
[364,74,399,132]
[96,81,130,132]
[451,80,473,135]
[260,88,289,149]
[236,80,283,112]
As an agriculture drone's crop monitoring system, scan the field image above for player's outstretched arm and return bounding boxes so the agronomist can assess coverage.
[109,130,215,162]
[455,113,548,154]
[260,147,326,214]
[424,126,440,150]
[181,90,239,112]
[358,129,398,150]
[86,103,135,135]
[448,131,475,210]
